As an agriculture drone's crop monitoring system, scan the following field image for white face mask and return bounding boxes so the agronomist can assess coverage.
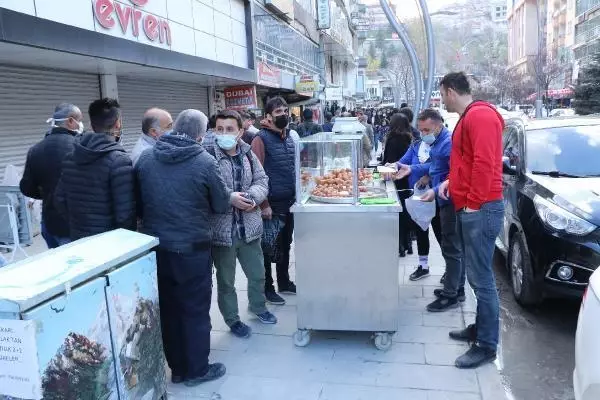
[47,117,83,134]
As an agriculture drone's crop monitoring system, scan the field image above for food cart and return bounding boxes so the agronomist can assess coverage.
[291,133,402,350]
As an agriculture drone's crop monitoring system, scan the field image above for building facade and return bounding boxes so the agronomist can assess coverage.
[508,0,544,75]
[572,0,600,63]
[0,0,255,178]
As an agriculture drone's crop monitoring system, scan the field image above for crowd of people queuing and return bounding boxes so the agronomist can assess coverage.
[17,71,505,385]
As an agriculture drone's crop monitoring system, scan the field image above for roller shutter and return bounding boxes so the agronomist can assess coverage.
[117,77,210,151]
[0,66,100,180]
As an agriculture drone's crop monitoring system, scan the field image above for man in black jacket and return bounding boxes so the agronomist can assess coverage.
[136,109,233,387]
[54,98,136,240]
[296,108,322,138]
[20,103,84,248]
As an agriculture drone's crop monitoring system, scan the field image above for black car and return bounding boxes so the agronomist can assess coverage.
[497,117,600,306]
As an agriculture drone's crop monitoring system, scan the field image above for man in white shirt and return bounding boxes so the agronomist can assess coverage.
[131,108,173,165]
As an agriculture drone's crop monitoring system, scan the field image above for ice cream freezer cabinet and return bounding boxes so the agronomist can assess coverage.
[0,229,166,400]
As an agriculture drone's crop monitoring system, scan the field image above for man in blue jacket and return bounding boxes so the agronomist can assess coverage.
[395,108,464,313]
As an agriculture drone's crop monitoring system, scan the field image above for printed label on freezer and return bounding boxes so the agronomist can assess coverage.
[0,319,41,399]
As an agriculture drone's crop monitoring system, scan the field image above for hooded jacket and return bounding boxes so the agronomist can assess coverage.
[136,134,232,252]
[54,132,136,240]
[202,136,269,247]
[20,127,78,237]
[449,101,505,211]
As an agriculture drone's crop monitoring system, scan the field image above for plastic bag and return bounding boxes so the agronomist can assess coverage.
[261,216,286,263]
[405,183,436,231]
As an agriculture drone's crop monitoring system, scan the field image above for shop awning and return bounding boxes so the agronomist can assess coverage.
[526,88,574,101]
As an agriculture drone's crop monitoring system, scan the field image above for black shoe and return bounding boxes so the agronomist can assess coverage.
[426,296,459,312]
[184,363,226,387]
[255,311,278,324]
[434,287,466,302]
[399,249,406,258]
[440,272,446,284]
[407,245,413,255]
[171,374,184,384]
[449,324,477,342]
[409,266,430,281]
[265,289,286,305]
[230,321,251,338]
[279,281,296,295]
[455,344,497,369]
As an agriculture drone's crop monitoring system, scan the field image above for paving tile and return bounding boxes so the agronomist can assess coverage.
[398,310,424,326]
[319,383,429,400]
[426,391,482,400]
[374,363,480,392]
[333,341,426,365]
[422,312,465,328]
[477,362,509,400]
[217,375,323,400]
[398,285,424,298]
[403,273,444,286]
[398,297,434,311]
[394,325,457,344]
[424,343,469,366]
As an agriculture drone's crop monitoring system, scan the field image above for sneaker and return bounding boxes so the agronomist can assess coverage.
[434,287,466,302]
[255,311,278,324]
[426,296,459,312]
[455,344,497,369]
[279,282,297,295]
[230,321,251,338]
[449,324,477,342]
[266,289,286,305]
[409,266,430,281]
[184,363,226,387]
[440,272,446,284]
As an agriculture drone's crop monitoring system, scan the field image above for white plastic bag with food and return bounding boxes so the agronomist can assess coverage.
[405,183,436,231]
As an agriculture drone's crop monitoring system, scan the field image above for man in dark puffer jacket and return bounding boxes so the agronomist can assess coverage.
[54,98,136,240]
[20,103,84,248]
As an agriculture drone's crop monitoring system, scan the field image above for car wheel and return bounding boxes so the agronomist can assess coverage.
[508,231,541,306]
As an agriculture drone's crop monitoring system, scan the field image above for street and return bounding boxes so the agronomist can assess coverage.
[493,252,581,400]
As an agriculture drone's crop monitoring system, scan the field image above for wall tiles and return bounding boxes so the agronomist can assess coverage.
[192,0,215,34]
[169,21,197,56]
[36,0,96,31]
[195,30,217,60]
[0,0,36,15]
[213,9,233,41]
[167,0,194,27]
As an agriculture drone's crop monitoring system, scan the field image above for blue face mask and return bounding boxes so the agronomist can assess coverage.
[216,134,238,150]
[422,133,436,145]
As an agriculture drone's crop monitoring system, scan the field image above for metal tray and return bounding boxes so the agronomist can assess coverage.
[310,187,387,204]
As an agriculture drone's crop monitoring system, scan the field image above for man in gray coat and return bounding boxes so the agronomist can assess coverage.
[203,110,277,339]
[136,109,234,387]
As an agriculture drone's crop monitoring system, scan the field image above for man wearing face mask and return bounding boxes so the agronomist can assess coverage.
[202,110,277,339]
[251,97,296,306]
[20,103,84,248]
[131,108,173,165]
[393,108,463,312]
[54,98,136,240]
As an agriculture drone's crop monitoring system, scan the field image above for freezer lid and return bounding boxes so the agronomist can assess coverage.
[0,229,159,313]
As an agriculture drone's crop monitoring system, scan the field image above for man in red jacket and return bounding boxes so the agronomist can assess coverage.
[438,72,505,369]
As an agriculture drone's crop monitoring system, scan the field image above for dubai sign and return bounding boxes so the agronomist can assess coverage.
[93,0,172,46]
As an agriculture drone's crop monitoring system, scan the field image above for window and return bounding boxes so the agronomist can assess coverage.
[503,124,521,169]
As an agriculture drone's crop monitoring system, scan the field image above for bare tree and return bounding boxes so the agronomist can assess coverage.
[528,52,565,102]
[380,46,414,106]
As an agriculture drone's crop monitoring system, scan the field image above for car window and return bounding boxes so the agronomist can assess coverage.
[526,125,600,176]
[503,124,521,167]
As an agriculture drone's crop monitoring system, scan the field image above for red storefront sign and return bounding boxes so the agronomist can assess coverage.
[257,62,281,88]
[93,0,172,46]
[224,86,258,110]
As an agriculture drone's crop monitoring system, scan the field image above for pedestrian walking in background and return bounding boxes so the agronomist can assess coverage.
[322,112,334,132]
[296,108,322,138]
[203,110,278,339]
[382,113,413,257]
[357,111,374,166]
[437,72,505,369]
[240,111,259,145]
[251,97,297,306]
[399,107,422,141]
[136,109,232,386]
[131,108,173,165]
[20,103,84,248]
[54,98,136,241]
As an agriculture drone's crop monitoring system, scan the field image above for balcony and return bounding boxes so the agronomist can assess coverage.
[576,0,600,17]
[574,23,600,46]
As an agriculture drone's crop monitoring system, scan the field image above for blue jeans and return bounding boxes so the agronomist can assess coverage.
[440,204,464,297]
[457,200,504,350]
[41,221,70,249]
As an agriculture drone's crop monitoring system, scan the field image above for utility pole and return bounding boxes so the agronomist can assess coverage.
[535,0,544,118]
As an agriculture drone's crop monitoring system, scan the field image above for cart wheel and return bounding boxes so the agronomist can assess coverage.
[293,330,311,347]
[374,333,392,351]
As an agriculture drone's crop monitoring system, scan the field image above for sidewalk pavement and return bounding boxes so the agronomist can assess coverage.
[13,234,508,400]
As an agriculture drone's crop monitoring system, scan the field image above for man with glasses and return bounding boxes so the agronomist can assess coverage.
[251,97,297,305]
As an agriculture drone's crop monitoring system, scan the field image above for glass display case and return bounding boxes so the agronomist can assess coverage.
[295,133,384,205]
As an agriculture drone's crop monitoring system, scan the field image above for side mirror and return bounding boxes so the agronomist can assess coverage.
[502,156,518,175]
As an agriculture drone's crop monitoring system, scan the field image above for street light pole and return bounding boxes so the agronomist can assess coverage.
[535,0,544,118]
[379,0,423,124]
[418,0,436,110]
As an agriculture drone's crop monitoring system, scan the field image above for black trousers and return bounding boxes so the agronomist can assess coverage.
[399,198,412,252]
[264,212,294,290]
[156,249,212,380]
[412,202,442,256]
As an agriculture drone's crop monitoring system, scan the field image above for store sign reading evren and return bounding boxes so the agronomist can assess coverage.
[93,0,172,46]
